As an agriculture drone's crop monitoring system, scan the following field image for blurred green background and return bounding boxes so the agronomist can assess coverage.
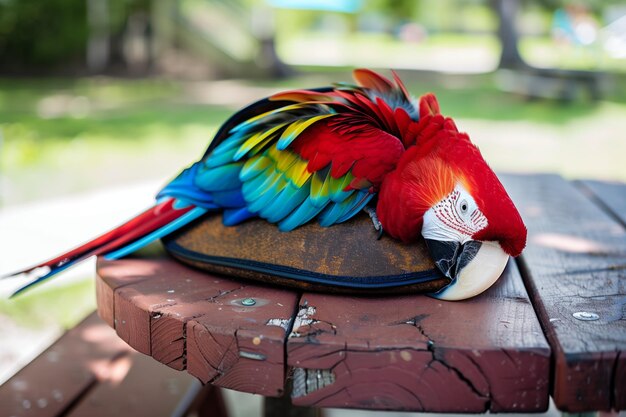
[0,0,625,390]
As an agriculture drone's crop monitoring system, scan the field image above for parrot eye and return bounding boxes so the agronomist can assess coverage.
[460,200,468,214]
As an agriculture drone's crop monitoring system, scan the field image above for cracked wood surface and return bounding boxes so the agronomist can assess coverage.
[93,174,625,413]
[96,245,299,397]
[286,260,551,412]
[503,174,626,412]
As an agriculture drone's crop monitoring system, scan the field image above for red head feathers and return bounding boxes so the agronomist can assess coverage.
[378,93,526,258]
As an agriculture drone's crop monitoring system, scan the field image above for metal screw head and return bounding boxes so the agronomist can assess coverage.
[573,311,599,321]
[241,298,256,306]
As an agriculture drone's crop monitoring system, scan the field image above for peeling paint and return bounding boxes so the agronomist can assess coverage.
[239,351,267,361]
[292,367,336,398]
[290,305,318,337]
[266,318,292,331]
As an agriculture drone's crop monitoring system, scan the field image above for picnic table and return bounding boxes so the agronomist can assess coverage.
[2,173,625,415]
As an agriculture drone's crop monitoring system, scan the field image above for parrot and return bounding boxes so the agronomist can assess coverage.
[3,69,526,300]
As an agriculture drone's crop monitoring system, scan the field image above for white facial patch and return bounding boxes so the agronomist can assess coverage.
[421,184,487,243]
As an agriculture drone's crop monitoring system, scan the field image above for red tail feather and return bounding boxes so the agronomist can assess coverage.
[3,198,193,279]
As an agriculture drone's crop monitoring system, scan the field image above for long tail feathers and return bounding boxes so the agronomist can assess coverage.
[2,198,208,297]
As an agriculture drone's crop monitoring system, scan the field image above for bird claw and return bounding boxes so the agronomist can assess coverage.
[363,207,384,240]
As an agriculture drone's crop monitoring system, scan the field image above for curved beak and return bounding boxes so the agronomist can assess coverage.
[425,240,509,301]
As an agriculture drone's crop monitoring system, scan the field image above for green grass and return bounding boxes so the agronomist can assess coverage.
[0,78,235,204]
[2,70,626,206]
[0,279,95,329]
[520,36,626,73]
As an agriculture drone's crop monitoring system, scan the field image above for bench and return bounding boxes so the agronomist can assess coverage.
[0,312,228,417]
[1,173,625,415]
[497,68,608,101]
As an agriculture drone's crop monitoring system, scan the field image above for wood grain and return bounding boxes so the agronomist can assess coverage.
[578,179,626,228]
[96,250,299,397]
[0,313,132,417]
[186,285,297,396]
[65,351,199,417]
[502,174,626,412]
[286,260,550,412]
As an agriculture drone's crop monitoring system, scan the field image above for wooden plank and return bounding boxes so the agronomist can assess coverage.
[96,254,299,397]
[0,312,131,417]
[97,254,234,355]
[95,276,114,328]
[65,351,199,417]
[502,174,626,412]
[577,179,626,228]
[286,260,551,413]
[186,285,298,397]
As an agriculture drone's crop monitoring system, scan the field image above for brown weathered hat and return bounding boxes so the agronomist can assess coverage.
[163,213,449,294]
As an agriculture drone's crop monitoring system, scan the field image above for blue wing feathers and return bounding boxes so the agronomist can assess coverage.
[195,163,243,192]
[243,169,282,202]
[261,184,309,223]
[158,163,217,208]
[278,197,329,231]
[241,170,272,201]
[247,180,286,213]
[159,93,377,233]
[211,189,246,207]
[204,147,239,169]
[337,192,374,223]
[222,207,256,226]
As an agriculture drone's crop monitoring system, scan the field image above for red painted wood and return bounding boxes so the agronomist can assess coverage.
[95,276,114,328]
[66,352,198,417]
[503,174,626,412]
[185,285,297,396]
[287,260,551,412]
[96,248,299,397]
[0,313,131,417]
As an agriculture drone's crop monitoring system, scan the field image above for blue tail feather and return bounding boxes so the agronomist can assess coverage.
[104,206,209,260]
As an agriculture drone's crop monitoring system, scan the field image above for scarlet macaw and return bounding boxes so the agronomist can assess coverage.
[5,69,526,300]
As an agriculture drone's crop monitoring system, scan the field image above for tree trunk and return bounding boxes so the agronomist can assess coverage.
[492,0,527,69]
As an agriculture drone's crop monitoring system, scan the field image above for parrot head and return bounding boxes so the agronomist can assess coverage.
[377,94,527,301]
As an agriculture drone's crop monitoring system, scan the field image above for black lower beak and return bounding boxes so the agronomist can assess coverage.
[424,239,482,280]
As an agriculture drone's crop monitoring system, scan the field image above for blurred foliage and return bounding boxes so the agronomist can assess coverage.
[0,0,87,69]
[0,0,623,72]
[0,0,150,70]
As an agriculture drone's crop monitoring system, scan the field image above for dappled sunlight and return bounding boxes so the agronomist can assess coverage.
[104,355,132,386]
[80,323,118,344]
[97,259,162,279]
[80,324,134,385]
[532,233,610,254]
[88,355,132,385]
